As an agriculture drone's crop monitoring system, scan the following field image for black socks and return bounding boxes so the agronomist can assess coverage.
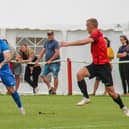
[113,95,124,109]
[78,79,89,98]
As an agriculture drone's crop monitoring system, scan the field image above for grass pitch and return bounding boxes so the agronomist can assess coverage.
[0,95,129,129]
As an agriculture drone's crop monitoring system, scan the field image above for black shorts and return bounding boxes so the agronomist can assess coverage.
[96,76,101,81]
[86,63,113,86]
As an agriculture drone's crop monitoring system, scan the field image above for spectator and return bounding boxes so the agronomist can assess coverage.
[17,43,41,94]
[13,55,22,91]
[35,31,60,94]
[117,35,129,95]
[93,37,114,96]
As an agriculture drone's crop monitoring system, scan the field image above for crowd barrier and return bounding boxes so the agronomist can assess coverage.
[8,59,129,95]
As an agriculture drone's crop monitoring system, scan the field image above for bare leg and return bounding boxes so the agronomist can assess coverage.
[76,67,90,98]
[106,86,118,98]
[93,80,100,95]
[15,75,20,91]
[6,87,15,94]
[77,67,90,81]
[104,88,107,96]
[53,78,58,93]
[76,67,91,106]
[42,76,51,89]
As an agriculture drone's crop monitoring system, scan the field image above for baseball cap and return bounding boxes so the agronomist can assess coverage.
[47,31,54,35]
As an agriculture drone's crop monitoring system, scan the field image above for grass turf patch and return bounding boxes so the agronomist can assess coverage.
[0,95,129,129]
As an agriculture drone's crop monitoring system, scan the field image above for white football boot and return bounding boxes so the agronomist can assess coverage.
[77,97,91,106]
[19,107,26,115]
[122,106,129,117]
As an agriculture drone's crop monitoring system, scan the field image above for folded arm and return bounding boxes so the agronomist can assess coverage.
[117,52,127,58]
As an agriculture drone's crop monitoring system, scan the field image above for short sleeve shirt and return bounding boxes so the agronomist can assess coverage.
[90,29,109,64]
[44,40,60,61]
[117,45,129,61]
[0,39,10,69]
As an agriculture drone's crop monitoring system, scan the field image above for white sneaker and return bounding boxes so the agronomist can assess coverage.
[34,87,39,95]
[122,106,129,117]
[77,97,91,106]
[19,107,26,115]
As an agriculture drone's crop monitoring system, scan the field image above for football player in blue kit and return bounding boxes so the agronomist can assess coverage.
[0,39,25,115]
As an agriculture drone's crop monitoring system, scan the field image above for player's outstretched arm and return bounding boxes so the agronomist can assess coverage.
[60,38,94,47]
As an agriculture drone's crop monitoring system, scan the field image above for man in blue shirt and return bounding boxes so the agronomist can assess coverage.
[0,39,25,115]
[35,31,60,94]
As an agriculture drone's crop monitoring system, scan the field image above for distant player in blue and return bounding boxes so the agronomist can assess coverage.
[0,39,25,115]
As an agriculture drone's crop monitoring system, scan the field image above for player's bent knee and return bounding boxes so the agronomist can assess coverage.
[106,87,118,98]
[76,72,83,81]
[7,87,15,94]
[77,68,89,81]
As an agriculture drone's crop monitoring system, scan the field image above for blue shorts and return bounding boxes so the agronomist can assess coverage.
[0,68,16,87]
[41,63,60,78]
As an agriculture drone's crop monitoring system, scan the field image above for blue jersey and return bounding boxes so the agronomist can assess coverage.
[0,39,10,70]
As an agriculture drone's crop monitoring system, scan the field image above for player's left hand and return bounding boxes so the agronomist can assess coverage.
[47,60,52,65]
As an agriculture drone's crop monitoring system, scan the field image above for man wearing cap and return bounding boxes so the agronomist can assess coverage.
[35,31,60,94]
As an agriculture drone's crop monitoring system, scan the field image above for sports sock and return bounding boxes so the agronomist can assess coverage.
[11,91,22,108]
[113,95,124,109]
[78,79,89,98]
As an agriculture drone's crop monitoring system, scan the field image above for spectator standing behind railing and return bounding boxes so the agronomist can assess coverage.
[16,43,41,94]
[35,31,60,95]
[117,35,129,95]
[12,53,22,91]
[92,37,114,96]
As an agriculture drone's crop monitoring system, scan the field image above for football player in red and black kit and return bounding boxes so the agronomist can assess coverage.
[60,18,129,117]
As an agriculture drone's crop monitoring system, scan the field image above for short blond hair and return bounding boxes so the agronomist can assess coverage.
[87,18,98,28]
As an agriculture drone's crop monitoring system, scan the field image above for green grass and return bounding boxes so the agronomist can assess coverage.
[0,95,129,129]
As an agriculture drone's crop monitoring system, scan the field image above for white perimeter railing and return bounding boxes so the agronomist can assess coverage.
[0,59,128,95]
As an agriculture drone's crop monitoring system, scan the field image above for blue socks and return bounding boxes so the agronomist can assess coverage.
[11,91,22,108]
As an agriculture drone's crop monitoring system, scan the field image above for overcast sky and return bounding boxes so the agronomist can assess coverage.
[0,0,129,27]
